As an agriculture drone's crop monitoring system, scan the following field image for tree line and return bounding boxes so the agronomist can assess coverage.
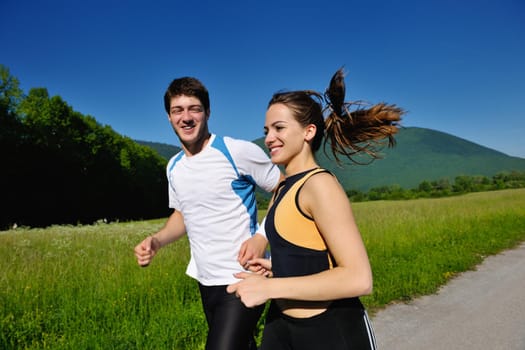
[346,172,525,202]
[254,171,525,209]
[0,65,170,230]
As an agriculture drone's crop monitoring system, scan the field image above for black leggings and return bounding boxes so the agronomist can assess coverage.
[198,283,265,350]
[260,298,376,350]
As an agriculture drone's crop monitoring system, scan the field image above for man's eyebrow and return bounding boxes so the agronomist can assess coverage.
[171,104,202,110]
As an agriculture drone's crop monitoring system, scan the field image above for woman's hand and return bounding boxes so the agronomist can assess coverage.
[244,258,273,277]
[227,266,272,308]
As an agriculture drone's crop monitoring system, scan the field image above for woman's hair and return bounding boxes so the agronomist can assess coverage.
[267,68,404,164]
[163,77,210,114]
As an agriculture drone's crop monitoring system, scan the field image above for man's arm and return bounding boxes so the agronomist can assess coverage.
[237,171,285,267]
[134,209,186,266]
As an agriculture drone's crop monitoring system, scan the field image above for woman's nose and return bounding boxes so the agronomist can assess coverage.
[265,133,274,147]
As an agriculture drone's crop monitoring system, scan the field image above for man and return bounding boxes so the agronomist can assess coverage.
[134,76,281,350]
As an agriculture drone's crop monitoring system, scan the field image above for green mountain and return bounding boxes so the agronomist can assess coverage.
[138,127,525,191]
[135,140,181,160]
[315,127,525,191]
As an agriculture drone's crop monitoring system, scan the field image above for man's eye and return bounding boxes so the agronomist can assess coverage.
[189,107,203,113]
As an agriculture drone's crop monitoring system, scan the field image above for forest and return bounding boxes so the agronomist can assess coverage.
[0,65,170,229]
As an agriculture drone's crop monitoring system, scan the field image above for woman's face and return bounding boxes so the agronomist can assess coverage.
[264,103,310,167]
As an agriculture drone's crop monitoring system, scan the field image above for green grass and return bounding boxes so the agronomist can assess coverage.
[1,220,206,349]
[356,189,525,309]
[1,189,524,349]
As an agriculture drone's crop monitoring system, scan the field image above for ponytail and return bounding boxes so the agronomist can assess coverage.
[324,68,404,164]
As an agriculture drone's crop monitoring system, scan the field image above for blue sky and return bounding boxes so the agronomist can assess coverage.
[2,0,524,158]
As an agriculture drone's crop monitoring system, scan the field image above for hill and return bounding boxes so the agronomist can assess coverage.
[135,140,181,160]
[324,127,525,191]
[138,127,525,191]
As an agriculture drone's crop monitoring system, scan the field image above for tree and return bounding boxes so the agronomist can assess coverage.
[453,175,475,193]
[0,65,23,116]
[0,65,26,228]
[1,67,170,228]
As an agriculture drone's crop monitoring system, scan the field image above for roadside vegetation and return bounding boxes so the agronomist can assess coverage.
[256,171,525,209]
[348,171,525,202]
[2,189,524,349]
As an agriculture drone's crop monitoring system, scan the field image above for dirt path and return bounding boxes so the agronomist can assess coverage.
[371,242,525,350]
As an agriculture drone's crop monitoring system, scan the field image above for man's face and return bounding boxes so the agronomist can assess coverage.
[168,95,210,153]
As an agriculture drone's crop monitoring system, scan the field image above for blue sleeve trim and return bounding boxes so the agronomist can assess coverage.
[212,136,258,235]
[212,136,239,177]
[168,151,184,172]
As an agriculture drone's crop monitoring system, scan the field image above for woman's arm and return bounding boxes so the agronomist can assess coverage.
[228,172,372,307]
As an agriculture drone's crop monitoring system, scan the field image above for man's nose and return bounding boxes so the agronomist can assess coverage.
[181,110,193,120]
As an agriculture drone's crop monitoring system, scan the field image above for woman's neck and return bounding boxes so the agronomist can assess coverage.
[284,155,318,177]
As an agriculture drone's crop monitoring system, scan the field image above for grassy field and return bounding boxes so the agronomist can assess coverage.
[1,189,524,349]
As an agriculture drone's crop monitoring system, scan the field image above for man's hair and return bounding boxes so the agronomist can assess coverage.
[164,77,210,114]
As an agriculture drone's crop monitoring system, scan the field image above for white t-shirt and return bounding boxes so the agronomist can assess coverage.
[167,134,280,285]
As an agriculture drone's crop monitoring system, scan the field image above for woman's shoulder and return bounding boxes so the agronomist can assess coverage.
[301,168,342,194]
[305,168,336,183]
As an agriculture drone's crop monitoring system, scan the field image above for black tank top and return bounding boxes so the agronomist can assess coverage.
[266,168,335,278]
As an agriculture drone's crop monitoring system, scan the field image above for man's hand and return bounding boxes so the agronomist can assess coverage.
[238,234,268,269]
[134,235,161,267]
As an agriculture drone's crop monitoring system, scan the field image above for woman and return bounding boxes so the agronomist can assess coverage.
[227,68,404,349]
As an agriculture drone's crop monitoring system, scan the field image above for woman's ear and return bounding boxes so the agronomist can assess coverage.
[304,124,317,142]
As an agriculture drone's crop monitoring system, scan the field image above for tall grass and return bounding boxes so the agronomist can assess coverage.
[356,189,525,309]
[1,189,524,349]
[1,220,206,349]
